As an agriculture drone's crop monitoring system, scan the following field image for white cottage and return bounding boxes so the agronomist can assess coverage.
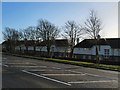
[14,39,70,57]
[15,40,35,53]
[73,38,120,60]
[36,39,70,57]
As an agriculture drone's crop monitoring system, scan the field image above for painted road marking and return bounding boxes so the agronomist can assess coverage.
[68,80,117,84]
[86,73,115,80]
[52,67,61,70]
[67,70,115,80]
[3,58,7,60]
[87,73,102,77]
[7,63,32,64]
[6,63,36,65]
[3,64,9,67]
[68,70,84,74]
[10,66,47,68]
[22,70,71,86]
[42,73,86,76]
[27,69,45,72]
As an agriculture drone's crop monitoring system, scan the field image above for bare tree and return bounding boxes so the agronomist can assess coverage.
[28,26,40,53]
[16,30,24,52]
[18,30,23,40]
[62,20,83,58]
[16,26,40,54]
[22,27,32,53]
[2,27,19,52]
[22,27,31,40]
[82,10,102,63]
[37,19,59,57]
[83,10,102,39]
[3,27,19,41]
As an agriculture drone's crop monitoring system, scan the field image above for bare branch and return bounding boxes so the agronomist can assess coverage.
[82,10,102,39]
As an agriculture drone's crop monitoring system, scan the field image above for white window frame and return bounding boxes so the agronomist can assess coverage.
[104,49,110,58]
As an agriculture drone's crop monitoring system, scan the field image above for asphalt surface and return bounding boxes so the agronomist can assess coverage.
[2,54,119,89]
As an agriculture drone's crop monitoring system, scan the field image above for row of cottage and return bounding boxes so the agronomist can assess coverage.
[2,38,120,60]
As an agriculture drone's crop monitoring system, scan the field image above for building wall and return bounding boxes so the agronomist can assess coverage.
[35,45,69,53]
[73,45,120,60]
[15,44,120,60]
[15,46,20,50]
[36,46,40,51]
[40,46,47,52]
[15,45,70,57]
[15,45,26,51]
[112,48,120,56]
[73,48,91,55]
[55,46,69,53]
[28,46,34,51]
[91,45,112,56]
[73,45,113,56]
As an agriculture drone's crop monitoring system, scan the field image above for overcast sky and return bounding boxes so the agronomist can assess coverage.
[1,2,118,43]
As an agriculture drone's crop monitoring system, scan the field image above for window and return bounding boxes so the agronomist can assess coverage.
[104,49,109,58]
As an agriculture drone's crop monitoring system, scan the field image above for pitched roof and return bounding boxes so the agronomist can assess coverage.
[37,39,69,47]
[2,40,37,46]
[74,38,120,49]
[54,39,69,47]
[37,40,51,46]
[2,39,69,47]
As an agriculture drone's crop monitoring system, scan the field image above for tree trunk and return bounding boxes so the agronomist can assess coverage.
[25,46,28,54]
[34,46,36,54]
[19,46,21,52]
[47,46,50,57]
[96,45,99,64]
[70,48,74,58]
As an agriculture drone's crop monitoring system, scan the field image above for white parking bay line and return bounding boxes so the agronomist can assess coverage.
[10,66,47,68]
[3,58,7,60]
[52,67,61,69]
[22,70,71,86]
[42,74,86,76]
[7,63,37,66]
[68,80,117,84]
[3,64,9,67]
[67,70,84,74]
[67,70,114,80]
[28,69,45,72]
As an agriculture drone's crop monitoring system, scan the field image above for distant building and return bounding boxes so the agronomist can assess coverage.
[3,38,119,60]
[14,39,70,57]
[73,38,120,60]
[35,39,70,57]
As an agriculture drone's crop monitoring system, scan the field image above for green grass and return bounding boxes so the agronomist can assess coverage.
[42,57,120,71]
[7,53,120,71]
[96,64,119,70]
